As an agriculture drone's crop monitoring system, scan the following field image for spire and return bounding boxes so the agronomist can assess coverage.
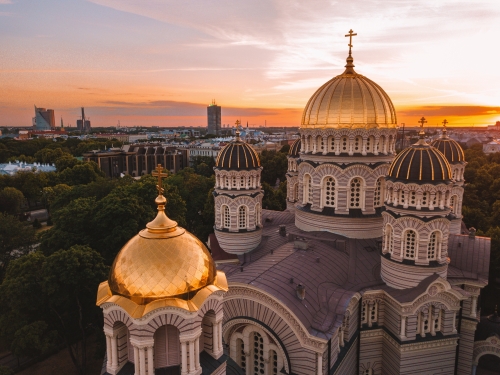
[344,29,357,74]
[441,119,449,138]
[146,164,178,234]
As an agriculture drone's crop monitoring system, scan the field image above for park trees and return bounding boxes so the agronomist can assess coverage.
[0,187,25,215]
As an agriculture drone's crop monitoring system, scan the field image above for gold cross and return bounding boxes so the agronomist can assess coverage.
[235,120,241,127]
[418,117,427,129]
[345,29,357,53]
[152,164,168,195]
[442,119,448,128]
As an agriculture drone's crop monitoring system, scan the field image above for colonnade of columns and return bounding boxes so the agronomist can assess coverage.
[216,174,260,190]
[180,333,201,375]
[300,134,396,156]
[386,188,452,211]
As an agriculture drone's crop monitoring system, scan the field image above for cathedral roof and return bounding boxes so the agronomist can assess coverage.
[430,128,465,163]
[301,52,397,129]
[96,166,227,317]
[288,138,301,157]
[387,136,452,183]
[215,132,260,170]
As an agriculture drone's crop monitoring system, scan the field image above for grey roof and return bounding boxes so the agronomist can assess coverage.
[217,211,491,341]
[447,234,490,281]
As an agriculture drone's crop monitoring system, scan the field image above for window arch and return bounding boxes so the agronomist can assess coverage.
[349,177,364,209]
[450,195,458,215]
[252,332,265,375]
[427,231,441,260]
[240,176,245,189]
[374,177,384,207]
[222,205,230,229]
[293,183,299,202]
[403,229,417,260]
[232,176,237,189]
[316,135,323,153]
[354,136,362,153]
[322,176,336,207]
[237,338,246,369]
[238,206,247,229]
[341,136,348,153]
[366,136,375,153]
[225,176,230,188]
[379,136,386,153]
[422,191,429,207]
[303,174,312,204]
[307,135,313,152]
[384,224,394,254]
[269,349,278,375]
[328,136,335,152]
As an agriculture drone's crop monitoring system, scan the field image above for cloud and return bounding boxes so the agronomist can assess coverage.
[398,106,500,117]
[0,0,12,4]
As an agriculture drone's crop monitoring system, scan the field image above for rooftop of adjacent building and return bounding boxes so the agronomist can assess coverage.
[214,209,490,341]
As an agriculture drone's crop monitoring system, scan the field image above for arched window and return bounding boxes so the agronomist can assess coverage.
[237,338,246,369]
[232,176,237,188]
[154,325,180,368]
[247,176,252,188]
[307,135,313,152]
[316,136,323,152]
[384,224,393,254]
[222,205,230,229]
[379,136,386,153]
[238,206,247,229]
[252,332,265,375]
[403,229,417,260]
[400,190,406,206]
[225,176,230,188]
[374,178,384,207]
[303,174,312,204]
[240,176,245,189]
[427,231,441,260]
[354,136,362,153]
[328,136,335,152]
[422,192,429,207]
[410,191,417,206]
[450,195,458,214]
[323,176,336,207]
[366,136,375,153]
[341,136,348,153]
[349,177,363,208]
[269,349,278,375]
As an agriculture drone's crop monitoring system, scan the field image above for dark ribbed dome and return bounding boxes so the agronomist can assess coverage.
[215,136,260,170]
[288,138,301,157]
[388,139,451,183]
[431,133,465,163]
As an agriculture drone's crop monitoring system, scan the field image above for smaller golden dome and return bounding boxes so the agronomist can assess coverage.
[215,131,260,170]
[431,127,465,163]
[288,138,301,158]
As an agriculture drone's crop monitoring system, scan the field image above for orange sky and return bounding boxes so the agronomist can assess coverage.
[1,0,499,128]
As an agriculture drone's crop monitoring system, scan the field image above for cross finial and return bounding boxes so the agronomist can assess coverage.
[152,164,169,196]
[235,120,241,127]
[442,119,448,128]
[418,117,427,139]
[345,29,357,55]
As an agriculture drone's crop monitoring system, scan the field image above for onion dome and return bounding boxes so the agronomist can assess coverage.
[301,48,397,129]
[431,126,465,163]
[388,133,452,183]
[288,138,301,157]
[96,165,227,317]
[215,131,260,170]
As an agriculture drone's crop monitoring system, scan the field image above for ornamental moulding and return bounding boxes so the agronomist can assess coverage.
[224,284,327,350]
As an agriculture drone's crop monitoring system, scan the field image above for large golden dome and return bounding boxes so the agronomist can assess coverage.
[96,167,227,317]
[301,54,397,129]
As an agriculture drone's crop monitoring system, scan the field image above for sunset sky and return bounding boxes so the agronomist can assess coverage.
[1,0,499,128]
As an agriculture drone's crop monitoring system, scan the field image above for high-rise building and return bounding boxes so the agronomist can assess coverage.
[76,107,91,133]
[207,100,221,135]
[33,106,55,131]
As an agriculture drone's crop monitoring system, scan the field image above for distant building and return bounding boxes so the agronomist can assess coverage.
[207,100,221,135]
[33,106,55,131]
[0,161,56,176]
[76,108,91,133]
[484,140,500,154]
[93,133,129,142]
[188,142,221,165]
[83,144,189,178]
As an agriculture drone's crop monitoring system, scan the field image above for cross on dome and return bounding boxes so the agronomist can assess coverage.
[344,29,357,74]
[152,164,168,196]
[418,117,427,139]
[345,29,357,55]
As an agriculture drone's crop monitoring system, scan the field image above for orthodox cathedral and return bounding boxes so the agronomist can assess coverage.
[96,32,498,375]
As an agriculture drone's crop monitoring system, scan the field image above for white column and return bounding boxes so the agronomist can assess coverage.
[213,322,219,353]
[400,316,406,338]
[452,311,457,333]
[106,335,112,369]
[139,348,146,375]
[147,346,154,375]
[181,341,188,375]
[134,346,140,375]
[420,312,426,338]
[317,352,323,375]
[195,337,200,371]
[367,302,373,328]
[471,296,478,318]
[111,336,118,368]
[322,136,327,155]
[189,340,195,373]
[218,321,223,352]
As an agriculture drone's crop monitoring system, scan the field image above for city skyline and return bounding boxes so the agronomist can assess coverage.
[1,0,500,128]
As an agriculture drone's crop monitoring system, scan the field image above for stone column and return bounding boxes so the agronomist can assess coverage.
[322,136,328,155]
[400,316,407,338]
[105,334,112,369]
[147,346,154,375]
[189,340,195,373]
[471,296,477,318]
[195,337,200,371]
[317,352,323,375]
[181,341,188,375]
[362,137,367,155]
[367,302,373,328]
[134,346,140,375]
[139,347,146,375]
[111,336,118,369]
[213,322,219,353]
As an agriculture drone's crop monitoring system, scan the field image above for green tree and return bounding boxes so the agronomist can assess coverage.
[259,150,288,185]
[58,162,104,186]
[11,321,58,358]
[42,184,72,211]
[192,156,215,176]
[55,155,81,172]
[0,187,25,215]
[34,148,67,164]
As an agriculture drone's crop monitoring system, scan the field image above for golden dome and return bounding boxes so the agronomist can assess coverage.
[430,127,465,163]
[215,131,260,170]
[96,166,227,317]
[301,54,397,129]
[288,138,301,157]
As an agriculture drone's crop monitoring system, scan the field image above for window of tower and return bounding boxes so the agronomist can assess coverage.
[304,174,312,204]
[400,190,406,206]
[450,195,458,214]
[410,191,416,206]
[270,350,278,375]
[403,230,417,259]
[427,231,440,260]
[354,136,362,152]
[329,136,335,152]
[294,183,299,202]
[341,136,348,152]
[237,338,246,370]
[374,178,383,207]
[222,205,230,229]
[422,192,429,207]
[225,176,230,188]
[317,136,323,152]
[434,309,443,333]
[384,224,393,254]
[232,177,237,188]
[432,192,439,206]
[238,206,247,229]
[253,332,265,375]
[349,178,363,208]
[367,136,375,153]
[240,176,245,188]
[323,177,336,207]
[361,303,367,324]
[247,176,252,188]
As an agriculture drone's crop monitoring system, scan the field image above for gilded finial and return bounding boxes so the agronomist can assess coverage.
[418,117,427,139]
[441,119,449,138]
[344,29,357,74]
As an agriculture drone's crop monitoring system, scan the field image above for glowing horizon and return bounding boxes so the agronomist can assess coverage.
[1,0,499,128]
